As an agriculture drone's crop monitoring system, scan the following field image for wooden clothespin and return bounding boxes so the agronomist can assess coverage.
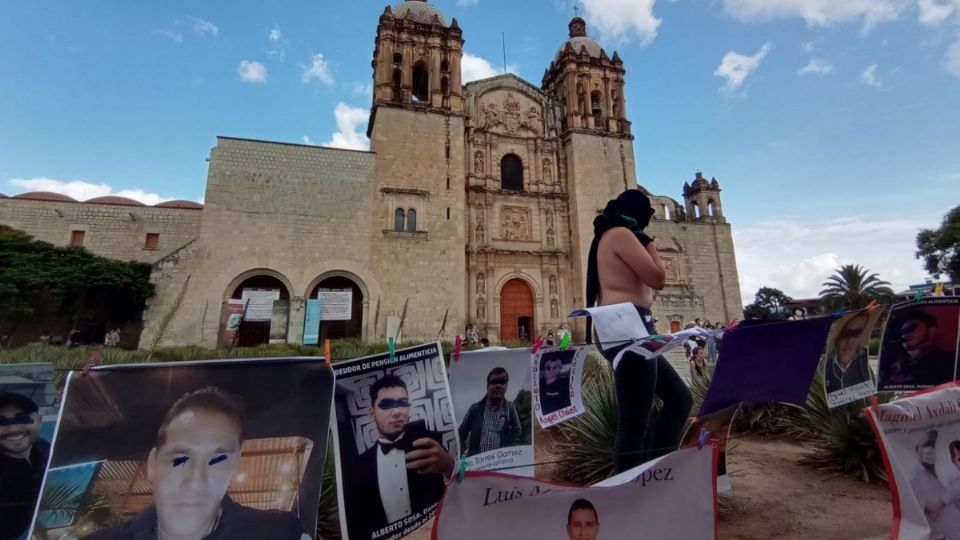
[324,339,331,367]
[388,337,396,363]
[83,349,102,375]
[697,428,710,450]
[530,335,545,354]
[453,335,463,362]
[457,455,468,484]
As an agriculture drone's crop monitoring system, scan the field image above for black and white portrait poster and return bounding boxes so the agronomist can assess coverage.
[449,348,534,476]
[877,298,960,392]
[331,342,459,540]
[1,363,58,540]
[29,358,334,540]
[866,382,960,540]
[532,347,587,428]
[433,446,717,540]
[823,309,883,408]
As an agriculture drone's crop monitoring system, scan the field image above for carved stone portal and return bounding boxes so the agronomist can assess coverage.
[546,228,555,247]
[662,255,680,283]
[542,159,552,183]
[477,297,486,320]
[551,298,559,319]
[549,275,557,296]
[501,206,530,241]
[474,151,484,174]
[476,273,485,295]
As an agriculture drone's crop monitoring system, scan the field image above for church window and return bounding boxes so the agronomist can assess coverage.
[392,68,402,101]
[412,61,429,103]
[69,230,85,246]
[406,209,417,232]
[662,204,671,220]
[591,90,603,125]
[500,154,524,191]
[393,52,402,64]
[440,59,449,72]
[708,199,717,217]
[692,202,701,219]
[394,208,405,231]
[441,75,449,97]
[144,232,160,250]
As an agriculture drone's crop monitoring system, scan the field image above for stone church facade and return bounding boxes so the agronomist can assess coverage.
[0,1,742,348]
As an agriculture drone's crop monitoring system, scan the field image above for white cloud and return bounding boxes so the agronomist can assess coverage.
[714,41,772,91]
[188,16,219,37]
[324,103,370,151]
[798,57,835,75]
[268,25,283,42]
[156,29,184,44]
[801,41,815,53]
[266,25,289,61]
[461,52,517,83]
[918,0,960,25]
[734,215,936,305]
[859,63,882,87]
[302,53,335,85]
[7,178,175,206]
[456,0,480,6]
[238,60,268,83]
[722,0,910,31]
[302,135,316,145]
[580,0,661,44]
[349,81,373,96]
[945,37,960,76]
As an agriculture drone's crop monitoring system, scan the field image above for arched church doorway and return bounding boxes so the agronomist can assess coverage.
[223,273,291,347]
[499,279,534,343]
[310,276,363,342]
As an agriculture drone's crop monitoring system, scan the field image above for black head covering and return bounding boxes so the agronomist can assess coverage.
[585,190,655,344]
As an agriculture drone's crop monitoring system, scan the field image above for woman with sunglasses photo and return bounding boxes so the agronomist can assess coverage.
[825,311,875,394]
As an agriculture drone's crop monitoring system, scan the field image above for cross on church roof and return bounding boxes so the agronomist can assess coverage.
[574,5,580,17]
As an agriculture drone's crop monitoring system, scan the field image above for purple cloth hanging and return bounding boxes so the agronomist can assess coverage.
[699,316,835,416]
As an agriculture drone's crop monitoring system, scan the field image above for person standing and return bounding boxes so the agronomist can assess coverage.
[458,367,522,456]
[585,189,693,472]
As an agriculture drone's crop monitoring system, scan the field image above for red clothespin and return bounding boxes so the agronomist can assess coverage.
[870,394,880,415]
[453,335,463,362]
[530,335,545,354]
[725,319,739,332]
[866,300,878,311]
[324,339,331,367]
[83,349,102,375]
[697,428,710,450]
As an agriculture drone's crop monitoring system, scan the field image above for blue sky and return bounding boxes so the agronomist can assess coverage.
[2,0,959,305]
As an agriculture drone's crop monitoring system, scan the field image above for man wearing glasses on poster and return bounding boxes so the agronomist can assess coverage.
[345,374,455,540]
[825,312,874,393]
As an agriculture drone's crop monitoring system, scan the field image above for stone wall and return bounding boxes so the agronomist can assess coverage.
[0,198,201,263]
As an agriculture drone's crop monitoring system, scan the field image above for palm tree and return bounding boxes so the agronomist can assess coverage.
[819,264,893,311]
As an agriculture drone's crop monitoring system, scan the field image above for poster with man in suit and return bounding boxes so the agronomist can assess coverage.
[331,342,458,540]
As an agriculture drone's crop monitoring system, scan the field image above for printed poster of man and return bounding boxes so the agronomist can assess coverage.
[449,348,533,476]
[434,446,717,540]
[680,404,740,493]
[29,359,334,540]
[823,308,883,408]
[533,347,588,428]
[866,382,960,540]
[877,298,960,392]
[331,342,458,540]
[1,363,58,540]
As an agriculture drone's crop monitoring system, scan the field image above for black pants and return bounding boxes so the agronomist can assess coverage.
[598,306,693,472]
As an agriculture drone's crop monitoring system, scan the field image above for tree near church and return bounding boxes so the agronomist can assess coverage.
[916,205,960,283]
[0,225,154,340]
[818,264,893,311]
[743,287,793,319]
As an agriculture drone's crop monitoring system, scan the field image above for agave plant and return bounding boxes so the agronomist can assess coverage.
[795,360,888,483]
[553,353,618,485]
[819,264,894,312]
[317,439,342,539]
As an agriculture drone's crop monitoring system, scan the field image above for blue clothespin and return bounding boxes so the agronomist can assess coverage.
[831,307,847,318]
[457,455,468,484]
[697,428,710,450]
[388,337,396,363]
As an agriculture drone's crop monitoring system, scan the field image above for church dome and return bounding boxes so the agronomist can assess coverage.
[85,196,145,206]
[391,1,447,26]
[155,199,203,209]
[12,191,77,202]
[555,16,606,60]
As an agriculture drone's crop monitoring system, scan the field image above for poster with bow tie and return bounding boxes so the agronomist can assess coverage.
[331,342,459,540]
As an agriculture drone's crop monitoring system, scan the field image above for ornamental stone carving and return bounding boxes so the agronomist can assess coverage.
[501,206,530,240]
[549,275,557,296]
[476,272,485,295]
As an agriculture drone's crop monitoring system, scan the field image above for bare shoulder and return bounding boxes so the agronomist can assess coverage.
[599,227,640,251]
